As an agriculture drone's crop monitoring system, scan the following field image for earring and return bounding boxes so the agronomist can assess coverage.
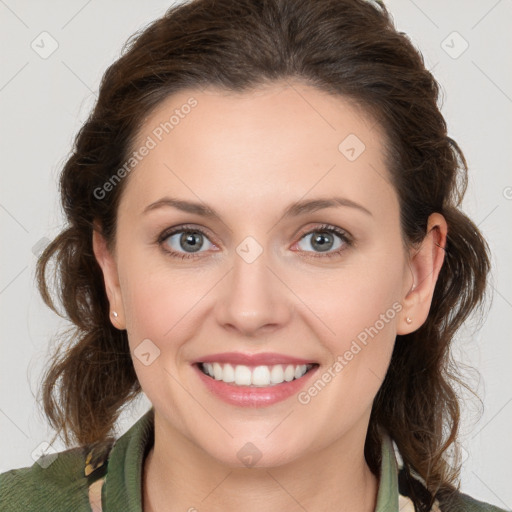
[112,311,118,318]
[406,317,412,324]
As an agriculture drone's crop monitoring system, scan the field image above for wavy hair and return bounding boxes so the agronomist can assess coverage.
[36,1,491,510]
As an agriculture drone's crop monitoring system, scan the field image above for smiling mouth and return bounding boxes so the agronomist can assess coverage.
[197,362,319,387]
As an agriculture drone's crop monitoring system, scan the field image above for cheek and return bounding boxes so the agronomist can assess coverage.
[118,266,206,400]
[296,252,403,395]
[296,282,400,424]
[296,253,404,346]
[118,249,224,374]
[121,267,200,343]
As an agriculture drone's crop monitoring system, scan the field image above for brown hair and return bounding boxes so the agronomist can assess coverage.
[36,0,491,509]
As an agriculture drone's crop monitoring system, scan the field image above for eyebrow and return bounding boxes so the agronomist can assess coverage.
[142,196,372,220]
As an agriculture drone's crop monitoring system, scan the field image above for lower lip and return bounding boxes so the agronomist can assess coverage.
[193,364,319,407]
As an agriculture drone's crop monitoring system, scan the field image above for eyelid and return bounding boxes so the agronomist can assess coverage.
[157,223,215,242]
[291,223,353,258]
[295,223,352,242]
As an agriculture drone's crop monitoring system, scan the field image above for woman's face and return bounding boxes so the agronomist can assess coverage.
[95,80,428,468]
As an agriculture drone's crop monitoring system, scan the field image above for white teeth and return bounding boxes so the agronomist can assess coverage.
[252,365,270,386]
[234,365,252,385]
[222,363,235,382]
[270,364,284,384]
[204,363,214,377]
[284,365,296,382]
[294,364,307,379]
[200,362,313,386]
[213,362,223,380]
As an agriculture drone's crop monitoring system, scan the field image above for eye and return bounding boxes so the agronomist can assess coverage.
[157,223,353,261]
[158,225,216,259]
[294,224,353,258]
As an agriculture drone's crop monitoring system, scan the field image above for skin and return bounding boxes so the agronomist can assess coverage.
[93,79,447,512]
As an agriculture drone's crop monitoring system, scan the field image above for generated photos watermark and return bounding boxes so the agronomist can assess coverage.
[297,301,403,405]
[93,96,198,200]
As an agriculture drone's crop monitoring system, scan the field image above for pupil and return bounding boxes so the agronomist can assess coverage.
[312,232,332,252]
[181,232,202,252]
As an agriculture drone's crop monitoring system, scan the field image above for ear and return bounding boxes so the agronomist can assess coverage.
[92,220,126,330]
[397,212,447,335]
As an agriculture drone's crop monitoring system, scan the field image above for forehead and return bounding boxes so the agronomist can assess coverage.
[121,80,396,219]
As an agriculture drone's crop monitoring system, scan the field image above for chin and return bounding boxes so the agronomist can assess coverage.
[197,434,307,470]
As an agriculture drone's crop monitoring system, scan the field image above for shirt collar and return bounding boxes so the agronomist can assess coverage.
[103,407,400,511]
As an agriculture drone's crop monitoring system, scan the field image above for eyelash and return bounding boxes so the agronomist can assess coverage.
[156,223,353,260]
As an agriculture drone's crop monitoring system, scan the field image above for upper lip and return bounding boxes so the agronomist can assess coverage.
[194,352,317,366]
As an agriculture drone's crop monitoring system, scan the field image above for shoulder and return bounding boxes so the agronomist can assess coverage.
[393,440,506,512]
[0,438,114,512]
[396,459,507,512]
[436,489,508,512]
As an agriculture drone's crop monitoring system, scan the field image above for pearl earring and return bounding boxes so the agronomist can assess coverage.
[112,311,118,318]
[406,317,412,324]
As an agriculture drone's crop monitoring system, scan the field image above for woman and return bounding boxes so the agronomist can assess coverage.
[0,0,506,511]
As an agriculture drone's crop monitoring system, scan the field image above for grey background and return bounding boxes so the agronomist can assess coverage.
[0,0,511,508]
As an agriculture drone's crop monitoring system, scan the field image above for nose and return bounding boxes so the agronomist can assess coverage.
[214,244,292,338]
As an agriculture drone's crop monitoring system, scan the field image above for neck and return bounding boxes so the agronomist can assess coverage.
[143,416,379,512]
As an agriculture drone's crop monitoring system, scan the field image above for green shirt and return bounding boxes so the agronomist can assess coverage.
[0,407,507,511]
